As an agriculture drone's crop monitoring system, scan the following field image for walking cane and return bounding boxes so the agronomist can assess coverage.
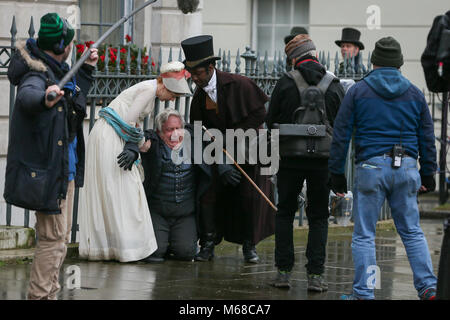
[47,0,158,101]
[202,125,278,212]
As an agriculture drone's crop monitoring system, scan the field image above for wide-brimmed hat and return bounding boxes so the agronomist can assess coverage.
[335,27,364,50]
[181,35,221,69]
[160,61,191,95]
[284,26,309,44]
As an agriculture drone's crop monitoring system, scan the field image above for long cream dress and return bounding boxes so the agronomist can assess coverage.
[78,80,158,262]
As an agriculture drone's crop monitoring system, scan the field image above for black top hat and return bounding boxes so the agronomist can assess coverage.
[181,35,221,69]
[284,26,309,44]
[335,27,364,50]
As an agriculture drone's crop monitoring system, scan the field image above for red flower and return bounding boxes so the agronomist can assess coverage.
[151,57,155,67]
[142,56,149,64]
[76,44,85,54]
[100,55,105,62]
[85,41,94,48]
[120,47,127,54]
[131,55,136,61]
[120,59,125,65]
[125,34,132,43]
[110,53,117,63]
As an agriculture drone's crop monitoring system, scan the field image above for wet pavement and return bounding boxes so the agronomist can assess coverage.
[0,219,445,300]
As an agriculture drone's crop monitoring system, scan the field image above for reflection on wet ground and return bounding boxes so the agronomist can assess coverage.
[0,219,444,300]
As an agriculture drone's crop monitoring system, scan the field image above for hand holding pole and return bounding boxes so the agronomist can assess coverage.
[47,0,157,101]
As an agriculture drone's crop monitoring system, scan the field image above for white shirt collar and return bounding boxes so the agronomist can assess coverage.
[203,69,217,103]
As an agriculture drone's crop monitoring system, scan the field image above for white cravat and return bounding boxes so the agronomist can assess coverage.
[203,69,217,103]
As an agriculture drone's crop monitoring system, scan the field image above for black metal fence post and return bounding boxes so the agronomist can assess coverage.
[440,91,449,204]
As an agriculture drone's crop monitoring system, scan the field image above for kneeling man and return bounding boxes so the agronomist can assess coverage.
[140,108,210,262]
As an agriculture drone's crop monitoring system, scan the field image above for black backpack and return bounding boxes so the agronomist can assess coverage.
[273,69,335,158]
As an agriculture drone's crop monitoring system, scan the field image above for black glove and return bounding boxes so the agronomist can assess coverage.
[117,142,139,171]
[420,174,436,193]
[220,166,242,187]
[329,173,347,195]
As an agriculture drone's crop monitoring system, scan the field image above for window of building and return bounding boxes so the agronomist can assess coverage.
[78,0,134,45]
[253,0,309,56]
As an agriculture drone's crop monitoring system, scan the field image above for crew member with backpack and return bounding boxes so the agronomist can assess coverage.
[266,34,345,290]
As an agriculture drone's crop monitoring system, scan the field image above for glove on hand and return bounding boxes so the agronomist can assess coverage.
[420,174,436,194]
[329,173,347,195]
[117,142,139,171]
[221,166,242,187]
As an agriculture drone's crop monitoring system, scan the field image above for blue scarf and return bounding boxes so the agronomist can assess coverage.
[98,107,144,143]
[99,107,144,166]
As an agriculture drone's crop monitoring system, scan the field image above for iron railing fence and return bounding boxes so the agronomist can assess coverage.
[1,16,445,240]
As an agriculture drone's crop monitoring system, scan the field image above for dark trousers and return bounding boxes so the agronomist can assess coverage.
[199,164,255,244]
[275,167,330,274]
[437,218,450,299]
[150,209,198,261]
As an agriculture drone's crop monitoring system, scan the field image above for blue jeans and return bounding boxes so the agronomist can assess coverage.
[351,156,437,299]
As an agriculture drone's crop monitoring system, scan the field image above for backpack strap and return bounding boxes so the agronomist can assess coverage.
[286,69,309,97]
[317,72,335,94]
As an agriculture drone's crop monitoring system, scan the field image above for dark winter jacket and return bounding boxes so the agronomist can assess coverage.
[266,55,345,169]
[329,67,437,176]
[141,124,213,203]
[421,10,450,93]
[4,39,94,214]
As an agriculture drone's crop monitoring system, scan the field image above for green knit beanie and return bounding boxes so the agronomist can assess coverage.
[37,13,75,52]
[371,36,404,68]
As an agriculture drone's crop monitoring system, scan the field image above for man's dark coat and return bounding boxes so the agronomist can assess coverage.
[189,70,276,245]
[4,39,93,214]
[141,124,212,231]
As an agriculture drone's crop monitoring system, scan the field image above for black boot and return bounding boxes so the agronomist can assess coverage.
[195,233,215,262]
[243,240,259,263]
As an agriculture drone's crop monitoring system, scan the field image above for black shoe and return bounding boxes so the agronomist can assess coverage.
[270,270,291,289]
[243,241,259,263]
[307,273,328,292]
[194,245,214,261]
[141,255,165,263]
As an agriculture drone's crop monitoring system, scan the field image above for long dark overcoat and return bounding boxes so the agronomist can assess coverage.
[189,70,276,245]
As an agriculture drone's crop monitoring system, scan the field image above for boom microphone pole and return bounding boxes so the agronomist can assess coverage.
[47,0,157,101]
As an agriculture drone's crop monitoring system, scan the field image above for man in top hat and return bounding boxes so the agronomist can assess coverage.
[335,27,366,74]
[181,35,276,263]
[284,26,309,45]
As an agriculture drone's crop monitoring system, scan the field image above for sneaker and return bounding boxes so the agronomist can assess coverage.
[307,273,328,292]
[340,293,363,300]
[270,270,291,289]
[419,288,436,300]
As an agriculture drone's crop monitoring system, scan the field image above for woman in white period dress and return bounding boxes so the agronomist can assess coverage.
[78,61,191,262]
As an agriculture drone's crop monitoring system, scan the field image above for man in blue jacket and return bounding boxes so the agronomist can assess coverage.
[5,13,97,299]
[329,37,438,300]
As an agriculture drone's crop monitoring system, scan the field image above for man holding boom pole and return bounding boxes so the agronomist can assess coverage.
[5,13,98,300]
